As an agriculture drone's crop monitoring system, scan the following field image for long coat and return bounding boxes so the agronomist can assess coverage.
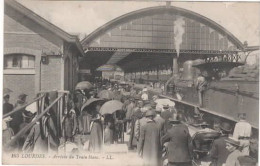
[209,135,230,166]
[140,119,162,166]
[154,115,166,136]
[161,123,192,163]
[89,120,103,152]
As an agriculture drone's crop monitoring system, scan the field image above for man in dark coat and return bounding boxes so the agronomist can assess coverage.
[209,122,232,166]
[3,94,13,115]
[139,110,161,166]
[161,114,192,166]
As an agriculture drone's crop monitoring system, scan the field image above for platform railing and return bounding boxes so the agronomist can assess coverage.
[4,90,70,150]
[3,95,45,119]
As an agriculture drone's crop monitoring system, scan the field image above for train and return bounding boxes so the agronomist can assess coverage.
[129,59,258,136]
[166,60,258,128]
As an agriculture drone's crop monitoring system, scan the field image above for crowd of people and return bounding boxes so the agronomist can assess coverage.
[2,79,258,166]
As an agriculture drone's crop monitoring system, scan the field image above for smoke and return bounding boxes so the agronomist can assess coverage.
[173,17,185,57]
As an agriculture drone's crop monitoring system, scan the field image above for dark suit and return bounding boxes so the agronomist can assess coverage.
[209,135,230,166]
[162,123,192,165]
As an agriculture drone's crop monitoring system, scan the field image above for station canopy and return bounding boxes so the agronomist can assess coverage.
[80,6,249,73]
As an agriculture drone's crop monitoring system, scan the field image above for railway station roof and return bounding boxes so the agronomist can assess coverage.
[81,5,256,73]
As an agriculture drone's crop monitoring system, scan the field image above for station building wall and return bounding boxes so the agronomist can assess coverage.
[4,7,64,103]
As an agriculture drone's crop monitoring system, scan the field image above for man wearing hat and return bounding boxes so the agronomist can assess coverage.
[209,122,232,166]
[3,93,14,115]
[161,114,192,166]
[233,113,252,155]
[161,104,172,120]
[139,110,161,166]
[225,137,243,166]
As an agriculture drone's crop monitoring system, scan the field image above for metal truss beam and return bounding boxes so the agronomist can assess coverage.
[85,47,239,55]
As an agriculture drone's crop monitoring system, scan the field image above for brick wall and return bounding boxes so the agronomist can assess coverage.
[4,6,64,102]
[40,56,62,91]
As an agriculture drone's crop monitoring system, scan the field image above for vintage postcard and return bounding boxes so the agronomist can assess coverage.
[2,0,259,165]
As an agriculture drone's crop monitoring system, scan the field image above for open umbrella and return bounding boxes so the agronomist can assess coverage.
[155,98,175,110]
[75,81,93,90]
[81,98,105,112]
[97,90,114,100]
[99,100,123,115]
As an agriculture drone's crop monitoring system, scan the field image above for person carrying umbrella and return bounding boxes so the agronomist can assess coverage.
[80,98,105,135]
[88,103,103,152]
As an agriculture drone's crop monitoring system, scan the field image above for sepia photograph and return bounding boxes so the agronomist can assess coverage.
[1,0,260,165]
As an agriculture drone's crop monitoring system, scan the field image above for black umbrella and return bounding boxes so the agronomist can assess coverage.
[81,98,105,112]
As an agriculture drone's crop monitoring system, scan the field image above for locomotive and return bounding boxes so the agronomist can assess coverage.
[165,59,259,133]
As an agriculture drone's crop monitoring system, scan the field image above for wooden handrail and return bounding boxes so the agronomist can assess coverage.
[3,94,45,119]
[5,94,64,148]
